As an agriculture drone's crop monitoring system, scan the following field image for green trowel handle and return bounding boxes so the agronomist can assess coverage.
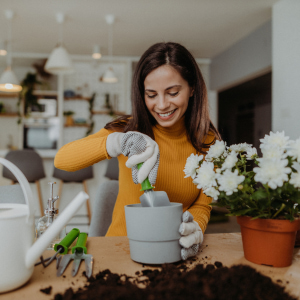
[72,232,87,254]
[54,228,80,254]
[137,162,154,191]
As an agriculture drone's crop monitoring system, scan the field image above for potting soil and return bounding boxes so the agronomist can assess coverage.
[53,261,296,300]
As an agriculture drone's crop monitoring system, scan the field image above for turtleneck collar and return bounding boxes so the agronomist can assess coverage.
[154,115,186,138]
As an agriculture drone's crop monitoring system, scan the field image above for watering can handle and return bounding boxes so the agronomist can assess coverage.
[0,157,34,224]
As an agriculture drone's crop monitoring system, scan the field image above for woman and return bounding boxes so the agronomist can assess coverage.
[54,42,220,260]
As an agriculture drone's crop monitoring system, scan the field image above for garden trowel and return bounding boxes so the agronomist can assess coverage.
[138,163,170,207]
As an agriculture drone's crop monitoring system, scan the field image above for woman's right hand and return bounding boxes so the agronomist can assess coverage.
[106,131,160,185]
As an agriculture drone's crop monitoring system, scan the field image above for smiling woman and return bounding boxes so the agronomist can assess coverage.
[54,42,220,261]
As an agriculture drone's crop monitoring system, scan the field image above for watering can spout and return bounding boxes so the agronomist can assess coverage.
[25,191,89,269]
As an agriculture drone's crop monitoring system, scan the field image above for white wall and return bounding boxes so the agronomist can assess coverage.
[210,21,272,91]
[272,0,300,139]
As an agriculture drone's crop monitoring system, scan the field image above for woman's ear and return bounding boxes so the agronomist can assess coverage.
[190,87,194,97]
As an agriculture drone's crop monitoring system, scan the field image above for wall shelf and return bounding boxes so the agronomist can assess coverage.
[64,124,89,127]
[0,113,18,117]
[0,93,19,98]
[92,110,125,115]
[33,90,58,96]
[64,96,90,101]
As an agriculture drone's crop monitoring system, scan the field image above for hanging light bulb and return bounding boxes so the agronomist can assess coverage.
[45,12,74,75]
[92,45,101,59]
[0,40,7,56]
[101,14,117,83]
[0,10,22,93]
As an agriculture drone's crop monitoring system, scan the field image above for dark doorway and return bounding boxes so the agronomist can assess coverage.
[218,72,271,151]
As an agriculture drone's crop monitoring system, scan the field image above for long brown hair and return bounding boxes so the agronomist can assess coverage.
[105,42,220,153]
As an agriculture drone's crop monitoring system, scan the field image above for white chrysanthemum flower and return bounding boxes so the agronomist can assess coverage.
[290,172,300,188]
[193,161,217,190]
[216,169,245,196]
[253,158,291,189]
[206,140,226,161]
[287,138,300,161]
[229,143,252,153]
[261,144,286,160]
[184,154,203,179]
[246,147,257,160]
[203,187,220,201]
[221,151,238,170]
[260,131,289,150]
[222,151,229,158]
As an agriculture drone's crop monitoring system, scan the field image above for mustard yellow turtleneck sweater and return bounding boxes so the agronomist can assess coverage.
[54,117,214,236]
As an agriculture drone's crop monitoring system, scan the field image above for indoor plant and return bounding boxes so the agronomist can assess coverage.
[184,131,300,267]
[63,110,75,126]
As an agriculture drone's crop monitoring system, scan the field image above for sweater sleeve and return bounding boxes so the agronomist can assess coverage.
[187,191,212,233]
[54,128,112,172]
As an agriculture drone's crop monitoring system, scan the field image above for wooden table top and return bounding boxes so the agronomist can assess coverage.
[1,233,300,299]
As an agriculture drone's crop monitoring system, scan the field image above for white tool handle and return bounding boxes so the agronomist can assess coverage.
[25,191,89,269]
[0,157,35,224]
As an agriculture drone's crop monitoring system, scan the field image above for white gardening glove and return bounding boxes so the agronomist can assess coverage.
[179,211,203,260]
[106,131,160,185]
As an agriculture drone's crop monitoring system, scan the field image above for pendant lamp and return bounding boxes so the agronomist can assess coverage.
[101,14,117,83]
[45,12,73,75]
[0,10,22,93]
[0,40,7,56]
[92,45,101,59]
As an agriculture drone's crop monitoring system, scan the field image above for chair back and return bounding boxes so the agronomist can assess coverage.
[3,150,46,183]
[53,166,94,182]
[104,157,119,180]
[0,184,26,204]
[88,180,119,236]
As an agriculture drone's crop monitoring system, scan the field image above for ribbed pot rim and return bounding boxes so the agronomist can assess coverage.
[236,216,300,233]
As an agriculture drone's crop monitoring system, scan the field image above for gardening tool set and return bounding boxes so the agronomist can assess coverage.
[35,228,93,278]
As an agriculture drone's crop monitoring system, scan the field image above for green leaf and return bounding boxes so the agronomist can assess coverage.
[252,189,268,200]
[228,208,254,216]
[250,214,270,220]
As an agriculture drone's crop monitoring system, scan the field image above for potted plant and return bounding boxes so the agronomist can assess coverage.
[63,111,75,126]
[184,131,300,267]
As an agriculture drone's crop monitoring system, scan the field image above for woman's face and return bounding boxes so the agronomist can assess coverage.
[144,65,193,128]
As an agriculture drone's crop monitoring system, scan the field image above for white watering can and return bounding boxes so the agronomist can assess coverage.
[0,157,89,293]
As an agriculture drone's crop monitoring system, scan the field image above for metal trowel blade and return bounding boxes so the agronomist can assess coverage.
[140,190,171,207]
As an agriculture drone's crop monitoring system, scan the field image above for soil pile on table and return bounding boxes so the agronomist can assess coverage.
[54,262,296,300]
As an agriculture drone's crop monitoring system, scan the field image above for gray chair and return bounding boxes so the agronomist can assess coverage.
[104,157,119,180]
[89,158,120,236]
[0,184,25,204]
[52,165,94,223]
[2,150,46,216]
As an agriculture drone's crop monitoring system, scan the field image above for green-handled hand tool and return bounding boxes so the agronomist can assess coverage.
[35,228,80,268]
[57,232,93,278]
[137,163,170,207]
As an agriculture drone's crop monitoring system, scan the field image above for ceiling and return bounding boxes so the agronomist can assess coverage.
[0,0,279,61]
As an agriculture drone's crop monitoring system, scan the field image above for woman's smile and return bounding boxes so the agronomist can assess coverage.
[156,108,177,119]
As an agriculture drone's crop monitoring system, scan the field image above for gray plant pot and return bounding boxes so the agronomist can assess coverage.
[125,203,183,264]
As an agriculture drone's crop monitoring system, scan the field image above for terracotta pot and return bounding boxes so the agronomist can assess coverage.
[237,216,300,267]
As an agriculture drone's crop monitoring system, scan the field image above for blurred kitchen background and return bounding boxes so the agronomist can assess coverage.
[0,0,298,234]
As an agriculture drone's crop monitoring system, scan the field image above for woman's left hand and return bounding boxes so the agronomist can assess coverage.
[179,211,203,260]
